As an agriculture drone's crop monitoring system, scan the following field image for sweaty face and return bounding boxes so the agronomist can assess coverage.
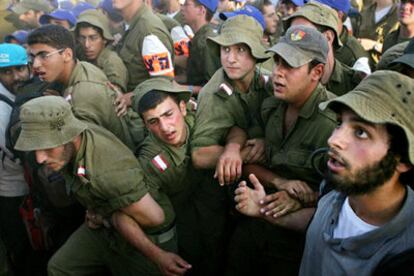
[35,142,76,172]
[143,97,188,147]
[263,4,278,35]
[77,27,106,61]
[0,65,30,94]
[271,55,314,106]
[326,109,396,195]
[220,43,256,83]
[29,43,66,83]
[399,0,414,26]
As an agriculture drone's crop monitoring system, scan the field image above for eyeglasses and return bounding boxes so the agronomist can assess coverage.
[29,48,65,62]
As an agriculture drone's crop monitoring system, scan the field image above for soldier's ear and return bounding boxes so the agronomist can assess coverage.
[179,100,187,116]
[62,48,74,63]
[310,63,324,81]
[322,30,335,48]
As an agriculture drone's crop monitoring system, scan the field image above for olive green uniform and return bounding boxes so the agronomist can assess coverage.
[226,84,337,276]
[193,68,272,147]
[382,27,412,54]
[335,27,368,67]
[0,11,19,42]
[173,11,185,26]
[138,113,207,272]
[186,24,221,86]
[65,61,145,150]
[157,12,180,32]
[48,124,176,275]
[116,4,175,91]
[326,59,363,96]
[94,47,128,92]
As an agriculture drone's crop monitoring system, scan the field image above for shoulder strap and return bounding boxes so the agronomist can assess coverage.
[0,93,14,107]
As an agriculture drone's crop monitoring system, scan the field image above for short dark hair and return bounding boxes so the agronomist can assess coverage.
[137,90,179,117]
[75,22,104,39]
[28,24,76,60]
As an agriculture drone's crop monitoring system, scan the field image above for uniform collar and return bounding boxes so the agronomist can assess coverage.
[298,83,326,120]
[329,59,348,85]
[128,4,149,28]
[215,68,265,99]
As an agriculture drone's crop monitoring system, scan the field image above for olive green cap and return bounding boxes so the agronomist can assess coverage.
[320,70,414,165]
[208,15,270,62]
[15,96,87,151]
[76,10,113,41]
[132,77,191,113]
[284,0,342,48]
[376,41,409,71]
[267,25,328,67]
[11,0,51,14]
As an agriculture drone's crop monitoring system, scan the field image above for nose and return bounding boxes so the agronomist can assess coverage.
[35,150,47,165]
[159,118,170,133]
[226,49,236,63]
[327,126,348,151]
[85,38,91,48]
[31,56,42,69]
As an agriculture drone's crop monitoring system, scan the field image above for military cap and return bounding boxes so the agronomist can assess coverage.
[267,25,329,67]
[132,77,191,114]
[284,0,342,48]
[76,10,113,41]
[15,96,87,151]
[208,15,270,62]
[320,70,414,165]
[98,0,123,23]
[377,41,408,71]
[390,39,414,70]
[11,0,51,14]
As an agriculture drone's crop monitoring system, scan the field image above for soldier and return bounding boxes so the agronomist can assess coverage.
[27,24,144,151]
[231,25,336,276]
[382,0,414,53]
[181,0,220,94]
[75,9,128,92]
[15,95,188,275]
[299,70,414,275]
[388,38,414,77]
[133,78,209,274]
[316,0,368,68]
[11,0,52,29]
[285,0,363,96]
[114,0,175,93]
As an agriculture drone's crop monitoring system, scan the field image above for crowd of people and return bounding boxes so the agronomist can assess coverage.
[1,0,414,275]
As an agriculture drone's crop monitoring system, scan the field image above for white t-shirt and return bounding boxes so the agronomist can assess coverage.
[333,197,379,239]
[375,5,392,24]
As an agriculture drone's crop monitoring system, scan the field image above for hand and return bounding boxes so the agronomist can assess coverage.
[85,210,103,229]
[358,38,380,51]
[214,143,243,186]
[156,251,191,276]
[259,190,302,219]
[243,138,266,164]
[278,179,318,205]
[234,174,266,217]
[107,82,131,117]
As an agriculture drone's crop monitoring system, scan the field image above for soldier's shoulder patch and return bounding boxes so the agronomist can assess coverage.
[151,154,170,172]
[219,83,233,96]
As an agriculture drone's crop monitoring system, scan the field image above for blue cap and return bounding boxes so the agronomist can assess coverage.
[291,0,305,6]
[4,30,29,44]
[197,0,218,13]
[98,0,123,22]
[0,43,28,68]
[220,5,265,30]
[315,0,350,14]
[39,9,77,26]
[72,2,95,17]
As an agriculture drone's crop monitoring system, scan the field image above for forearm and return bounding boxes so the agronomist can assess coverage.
[192,145,224,169]
[261,207,315,232]
[112,211,165,263]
